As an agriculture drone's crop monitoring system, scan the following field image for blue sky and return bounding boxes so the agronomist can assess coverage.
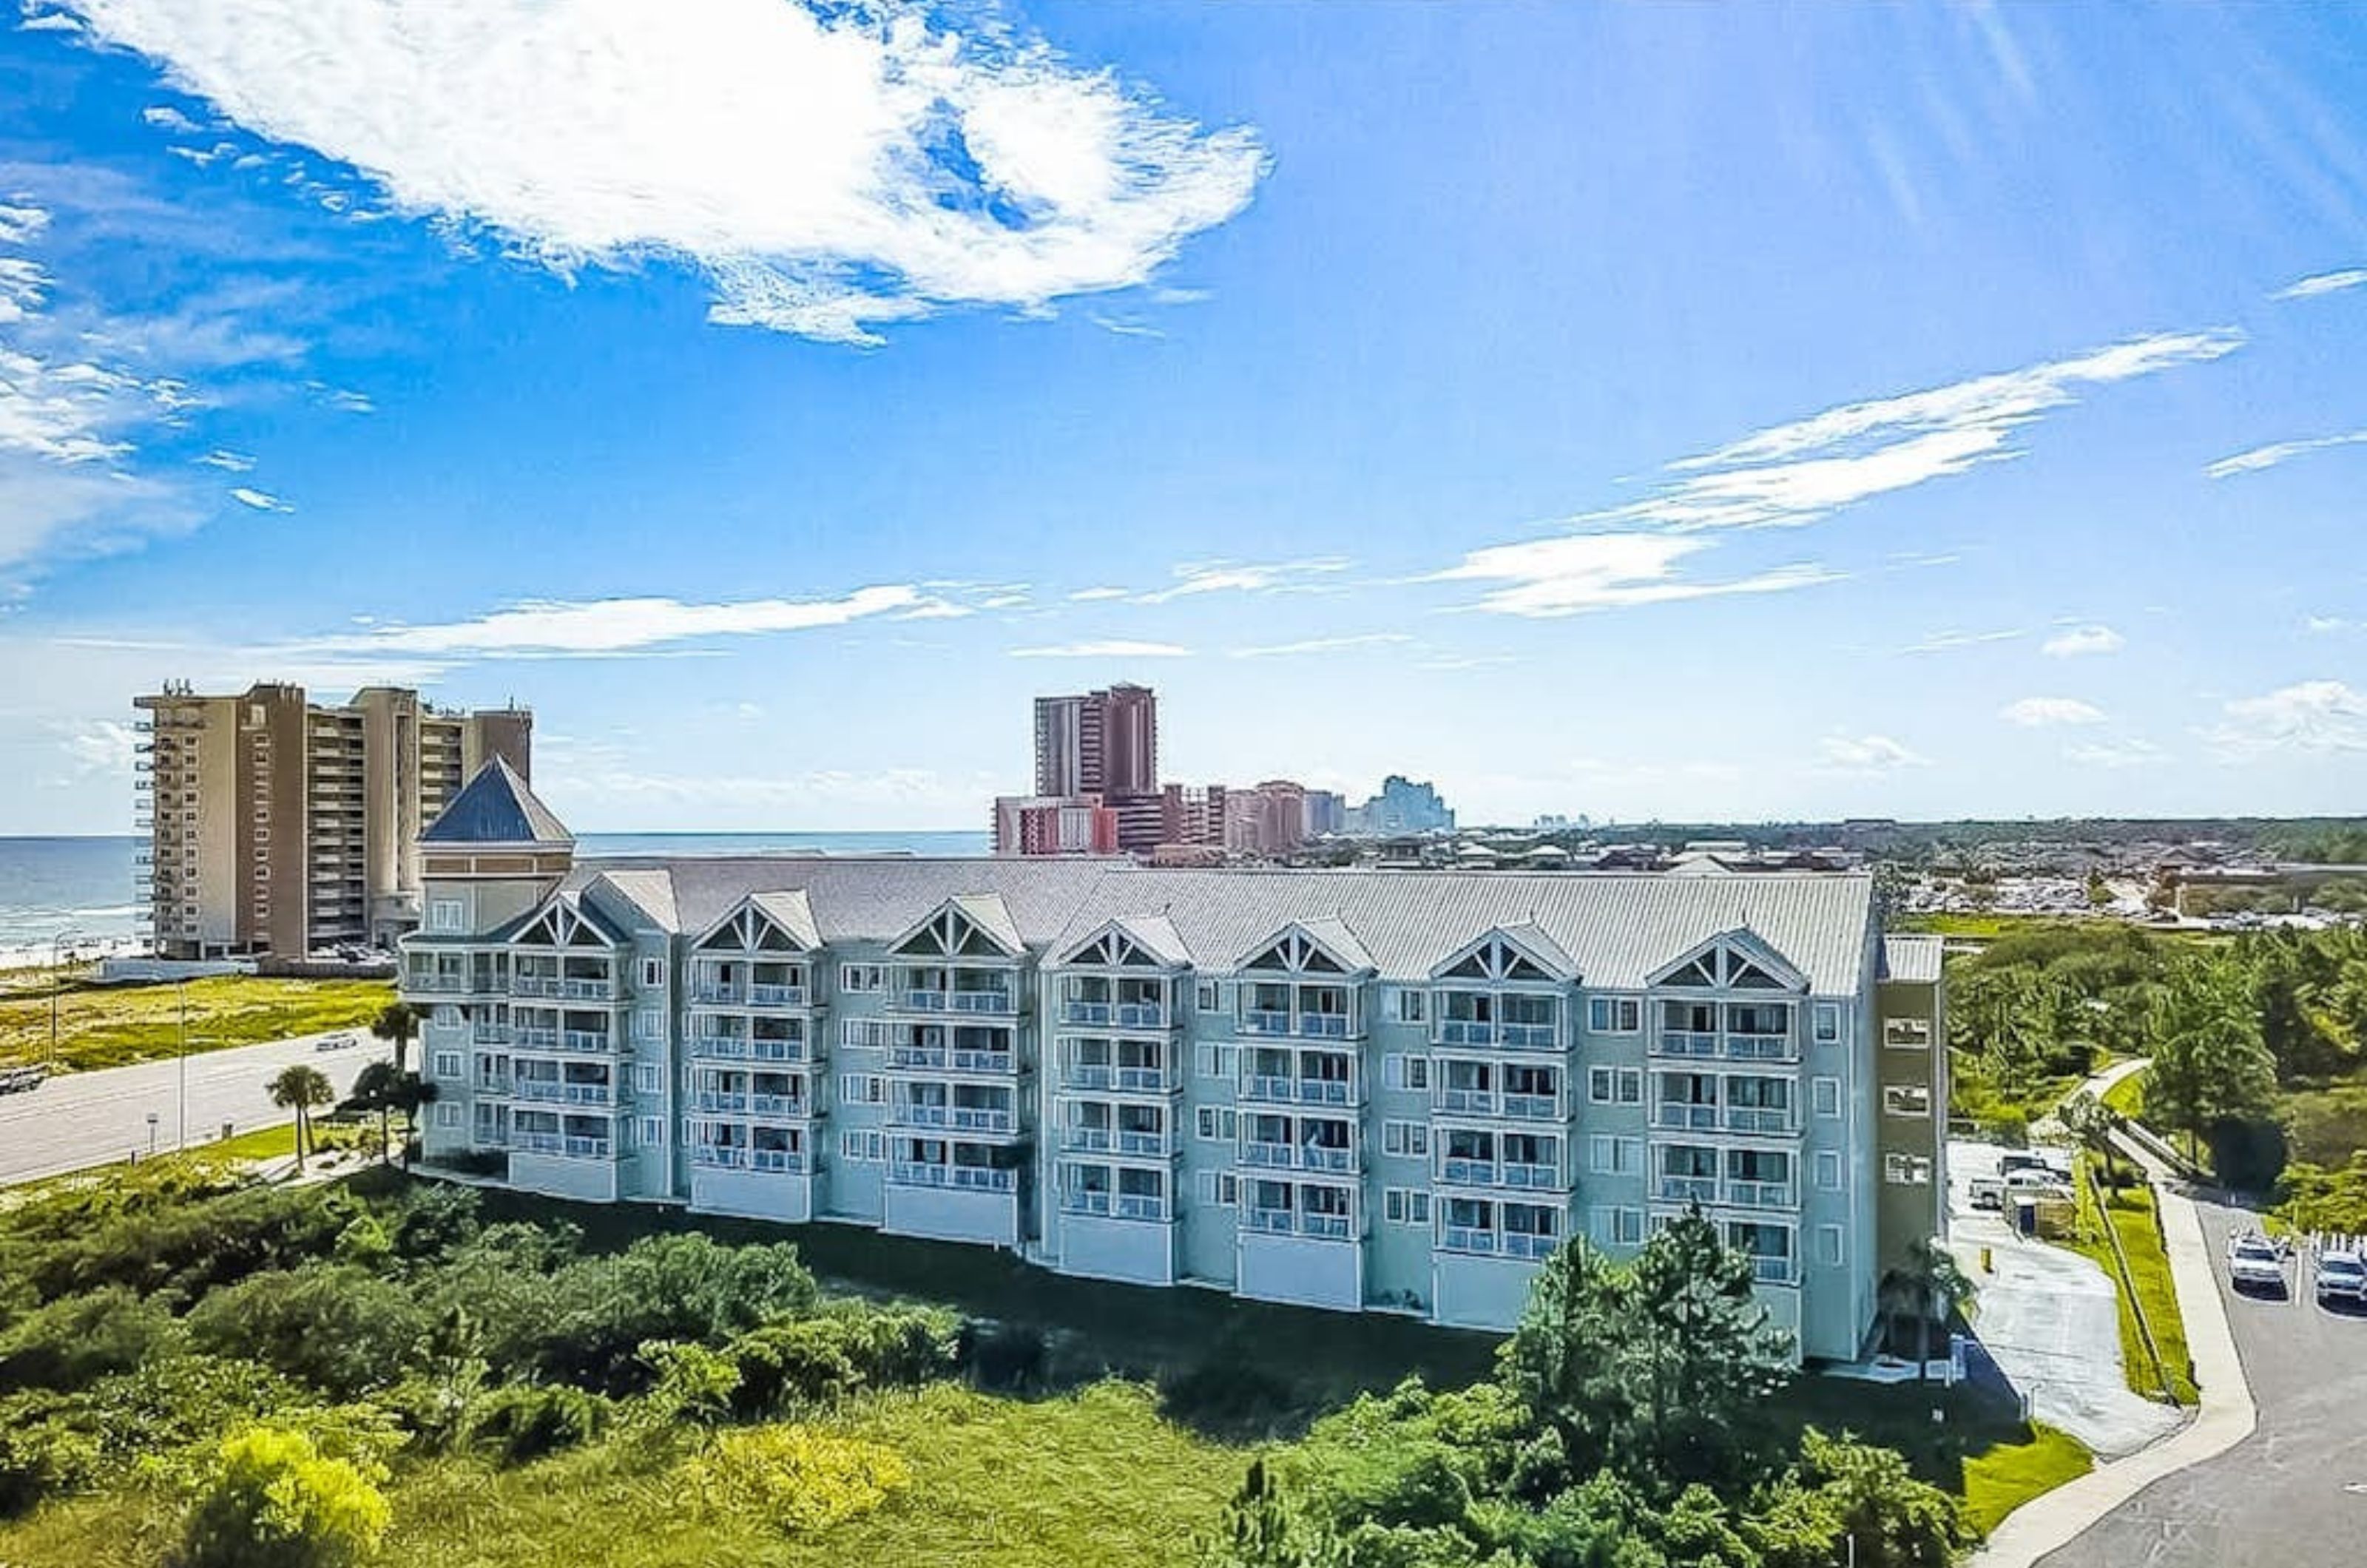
[1,1,2363,834]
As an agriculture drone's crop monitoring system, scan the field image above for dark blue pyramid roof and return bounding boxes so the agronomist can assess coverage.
[421,757,572,846]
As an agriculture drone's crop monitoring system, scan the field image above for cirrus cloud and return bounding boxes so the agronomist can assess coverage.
[1432,533,1839,618]
[2000,696,2106,728]
[1816,734,1929,773]
[2041,624,2123,658]
[61,0,1267,345]
[1009,638,1189,659]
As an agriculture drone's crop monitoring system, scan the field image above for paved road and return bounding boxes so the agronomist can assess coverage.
[2040,1197,2367,1567]
[0,1031,391,1184]
[1948,1137,2184,1459]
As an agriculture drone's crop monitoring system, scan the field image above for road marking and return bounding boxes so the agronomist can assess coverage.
[2344,1482,2367,1496]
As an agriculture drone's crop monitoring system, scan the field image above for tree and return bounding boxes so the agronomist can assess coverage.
[1498,1213,1794,1492]
[368,1002,420,1077]
[177,1425,390,1568]
[340,1063,402,1164]
[2059,1089,2124,1183]
[1874,1240,1974,1380]
[2145,960,2277,1170]
[268,1065,335,1173]
[1201,1459,1351,1568]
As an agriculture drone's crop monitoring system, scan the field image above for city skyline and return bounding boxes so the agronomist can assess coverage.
[3,4,2366,835]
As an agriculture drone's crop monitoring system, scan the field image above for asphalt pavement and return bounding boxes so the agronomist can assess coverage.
[2039,1196,2367,1567]
[0,1030,391,1185]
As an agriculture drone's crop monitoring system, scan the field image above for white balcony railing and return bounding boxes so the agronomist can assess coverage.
[691,1146,749,1169]
[511,977,564,998]
[1436,1087,1498,1116]
[560,979,614,1001]
[888,1163,1014,1192]
[752,1148,807,1173]
[1501,1092,1559,1121]
[1501,1161,1561,1190]
[1654,1104,1720,1131]
[1440,1157,1496,1186]
[1442,1225,1498,1255]
[749,1094,808,1119]
[561,1030,612,1055]
[1656,1031,1720,1058]
[749,984,807,1007]
[1725,1033,1794,1062]
[1241,1010,1291,1035]
[1751,1254,1797,1285]
[1658,1175,1718,1203]
[694,1092,750,1114]
[1724,1109,1796,1136]
[1502,1231,1558,1260]
[690,1035,751,1059]
[1726,1180,1796,1209]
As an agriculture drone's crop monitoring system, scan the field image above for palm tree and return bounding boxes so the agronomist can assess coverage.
[1877,1239,1976,1381]
[268,1063,335,1172]
[343,1060,402,1163]
[370,1001,421,1075]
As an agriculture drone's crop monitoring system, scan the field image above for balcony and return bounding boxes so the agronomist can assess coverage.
[1653,1104,1720,1132]
[1655,1031,1721,1059]
[1503,1232,1558,1260]
[561,1030,612,1055]
[511,976,564,998]
[1436,1020,1496,1047]
[749,1094,810,1119]
[1240,1010,1291,1036]
[1295,1013,1351,1040]
[1442,1225,1498,1255]
[513,1027,559,1050]
[1439,1157,1497,1186]
[693,1092,750,1114]
[1501,1161,1562,1190]
[1436,1087,1499,1117]
[512,1133,612,1160]
[1114,1129,1170,1158]
[1062,1125,1114,1153]
[1725,1032,1794,1063]
[513,1081,615,1106]
[950,1049,1019,1075]
[1750,1255,1797,1285]
[749,983,808,1008]
[1725,1180,1796,1209]
[1060,1000,1167,1030]
[560,979,614,1001]
[1657,1175,1719,1204]
[889,1163,1015,1192]
[1242,1075,1354,1108]
[900,986,1016,1016]
[692,984,745,1006]
[472,1026,509,1046]
[752,1148,808,1173]
[893,1102,1016,1135]
[691,1146,750,1169]
[1501,1092,1561,1121]
[1723,1109,1796,1136]
[751,1037,813,1064]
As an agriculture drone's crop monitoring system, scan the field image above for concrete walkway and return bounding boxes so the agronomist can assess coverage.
[1971,1084,2257,1567]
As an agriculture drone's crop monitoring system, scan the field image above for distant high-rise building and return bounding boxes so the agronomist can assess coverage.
[1033,683,1158,798]
[1303,790,1347,839]
[1244,780,1308,857]
[993,795,1119,856]
[1346,775,1455,837]
[134,682,531,958]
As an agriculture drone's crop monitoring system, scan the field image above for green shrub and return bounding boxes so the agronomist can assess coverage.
[186,1266,430,1400]
[0,1285,186,1391]
[677,1425,909,1533]
[0,1403,99,1520]
[175,1425,390,1568]
[726,1305,962,1416]
[470,1383,610,1465]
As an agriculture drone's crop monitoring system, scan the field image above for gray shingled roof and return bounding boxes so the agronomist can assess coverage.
[564,856,1877,994]
[422,758,573,846]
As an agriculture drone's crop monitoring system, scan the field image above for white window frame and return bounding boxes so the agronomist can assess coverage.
[1588,1066,1616,1104]
[838,1072,885,1106]
[840,1018,894,1050]
[1588,996,1641,1034]
[633,1063,661,1094]
[1381,1119,1430,1158]
[427,899,465,933]
[1884,1152,1934,1186]
[1817,1224,1844,1268]
[1196,1042,1239,1081]
[1383,1187,1432,1226]
[1395,987,1427,1023]
[635,1007,663,1041]
[434,1103,460,1128]
[1195,1106,1237,1142]
[1883,1084,1933,1118]
[840,1129,885,1163]
[640,957,665,989]
[431,1050,462,1081]
[1811,1076,1841,1118]
[638,1115,664,1146]
[1812,1001,1842,1045]
[1383,1053,1431,1092]
[1589,1135,1641,1175]
[1196,1169,1240,1206]
[1814,1149,1843,1190]
[839,963,885,993]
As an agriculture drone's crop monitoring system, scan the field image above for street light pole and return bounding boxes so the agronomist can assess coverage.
[177,979,189,1153]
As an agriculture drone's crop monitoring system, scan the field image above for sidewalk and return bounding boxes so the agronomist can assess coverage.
[1969,1126,2255,1566]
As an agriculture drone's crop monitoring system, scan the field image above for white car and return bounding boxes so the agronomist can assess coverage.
[313,1032,362,1053]
[2227,1234,2286,1294]
[2314,1251,2367,1307]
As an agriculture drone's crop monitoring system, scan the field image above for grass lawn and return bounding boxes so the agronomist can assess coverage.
[1957,1422,2094,1535]
[0,1382,1245,1568]
[2101,1067,2147,1120]
[1772,1375,2091,1532]
[0,975,394,1072]
[2064,1157,2198,1406]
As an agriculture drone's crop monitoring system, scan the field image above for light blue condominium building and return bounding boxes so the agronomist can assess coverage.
[401,763,1947,1362]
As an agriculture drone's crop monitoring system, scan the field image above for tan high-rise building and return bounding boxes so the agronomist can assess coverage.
[133,682,532,958]
[1032,683,1158,798]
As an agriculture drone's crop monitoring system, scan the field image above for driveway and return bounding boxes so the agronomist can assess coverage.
[2039,1194,2367,1567]
[0,1031,391,1185]
[1948,1138,2186,1459]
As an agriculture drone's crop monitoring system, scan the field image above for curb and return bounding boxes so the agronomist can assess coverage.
[1968,1146,2254,1567]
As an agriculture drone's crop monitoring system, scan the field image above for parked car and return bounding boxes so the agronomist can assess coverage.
[2228,1234,2286,1294]
[313,1032,362,1053]
[1969,1175,2007,1211]
[2314,1250,2367,1307]
[0,1064,48,1095]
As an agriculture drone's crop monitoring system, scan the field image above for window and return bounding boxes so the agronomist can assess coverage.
[1814,1149,1843,1190]
[1588,997,1641,1033]
[840,1018,894,1050]
[428,899,464,933]
[1812,1002,1841,1045]
[635,1008,663,1041]
[840,1129,885,1163]
[1395,987,1428,1023]
[640,958,665,988]
[433,1103,460,1128]
[1883,1084,1932,1118]
[1382,1119,1430,1158]
[639,1116,664,1147]
[1196,980,1223,1013]
[1884,1017,1933,1050]
[840,964,885,993]
[1196,1106,1238,1142]
[634,1063,661,1094]
[1588,1067,1642,1104]
[1383,1188,1433,1226]
[432,1050,462,1081]
[1588,1135,1642,1175]
[839,1073,886,1105]
[1884,1153,1934,1185]
[1382,1053,1431,1092]
[1196,1042,1240,1081]
[1817,1225,1844,1267]
[1197,1169,1240,1206]
[432,1003,461,1027]
[1811,1076,1841,1118]
[1591,1206,1645,1246]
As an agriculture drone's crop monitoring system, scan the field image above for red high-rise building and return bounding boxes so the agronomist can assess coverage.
[1033,683,1158,798]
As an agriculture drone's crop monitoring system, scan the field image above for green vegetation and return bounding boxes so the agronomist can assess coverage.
[2099,1067,2147,1120]
[2059,1156,2195,1407]
[0,976,394,1073]
[0,1166,2089,1567]
[1956,1425,2091,1537]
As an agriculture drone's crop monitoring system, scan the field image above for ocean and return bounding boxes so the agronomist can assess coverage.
[0,831,992,956]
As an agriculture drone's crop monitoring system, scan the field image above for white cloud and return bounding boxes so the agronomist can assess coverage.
[1574,330,2242,533]
[2304,615,2357,635]
[293,582,928,658]
[1431,532,1839,618]
[1898,626,2022,655]
[1009,639,1189,659]
[64,0,1266,346]
[17,8,82,33]
[1817,734,1928,773]
[1229,633,1411,659]
[227,484,290,512]
[2064,737,2164,769]
[2041,624,2123,658]
[2000,696,2106,728]
[2205,428,2367,479]
[1134,557,1348,604]
[2204,680,2367,760]
[2273,268,2367,300]
[139,103,205,134]
[1067,586,1128,601]
[194,447,254,472]
[58,716,137,775]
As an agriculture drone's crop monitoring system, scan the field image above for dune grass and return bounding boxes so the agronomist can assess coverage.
[0,975,393,1072]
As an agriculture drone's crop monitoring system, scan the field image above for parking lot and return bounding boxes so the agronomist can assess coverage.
[1947,1138,2186,1459]
[2039,1196,2367,1567]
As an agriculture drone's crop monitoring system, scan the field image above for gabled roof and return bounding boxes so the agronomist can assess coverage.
[1050,913,1191,969]
[1430,922,1578,982]
[1235,916,1376,976]
[591,870,676,932]
[1880,934,1944,984]
[1646,927,1807,991]
[749,891,823,951]
[513,890,626,948]
[421,757,572,847]
[888,893,1027,959]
